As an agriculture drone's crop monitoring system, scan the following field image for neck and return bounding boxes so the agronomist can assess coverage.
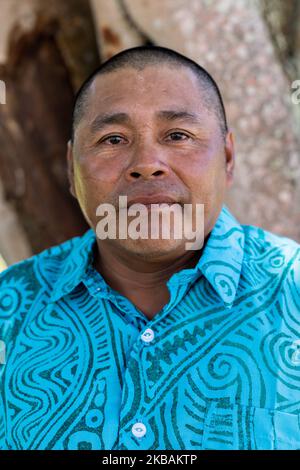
[93,241,204,290]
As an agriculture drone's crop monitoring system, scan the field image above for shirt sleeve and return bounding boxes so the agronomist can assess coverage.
[0,262,32,450]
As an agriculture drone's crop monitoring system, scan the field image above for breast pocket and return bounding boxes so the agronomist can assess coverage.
[202,401,300,450]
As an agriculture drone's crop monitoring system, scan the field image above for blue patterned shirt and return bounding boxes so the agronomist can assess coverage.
[1,205,300,450]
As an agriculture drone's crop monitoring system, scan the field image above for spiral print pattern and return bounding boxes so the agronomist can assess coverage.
[1,206,300,449]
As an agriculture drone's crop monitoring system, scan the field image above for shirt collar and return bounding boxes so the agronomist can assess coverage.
[50,205,244,307]
[50,228,96,302]
[197,205,245,307]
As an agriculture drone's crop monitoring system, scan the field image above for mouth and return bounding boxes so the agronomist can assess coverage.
[126,195,180,208]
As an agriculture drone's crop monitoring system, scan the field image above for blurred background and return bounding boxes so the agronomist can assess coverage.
[0,0,300,269]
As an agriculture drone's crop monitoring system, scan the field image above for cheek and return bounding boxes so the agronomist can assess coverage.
[177,146,221,186]
[73,158,122,214]
[181,150,227,202]
[76,154,123,183]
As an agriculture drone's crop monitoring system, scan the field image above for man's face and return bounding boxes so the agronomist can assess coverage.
[68,64,234,259]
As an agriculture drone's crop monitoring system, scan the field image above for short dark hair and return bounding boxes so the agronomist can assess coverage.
[71,45,228,142]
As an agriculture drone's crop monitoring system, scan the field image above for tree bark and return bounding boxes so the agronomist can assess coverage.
[0,0,99,260]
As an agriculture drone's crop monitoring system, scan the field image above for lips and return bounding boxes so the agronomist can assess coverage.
[126,195,180,207]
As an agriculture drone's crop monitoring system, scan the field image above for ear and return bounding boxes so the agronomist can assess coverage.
[66,140,76,198]
[224,129,235,187]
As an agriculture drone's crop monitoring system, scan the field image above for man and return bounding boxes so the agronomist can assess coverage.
[0,45,300,450]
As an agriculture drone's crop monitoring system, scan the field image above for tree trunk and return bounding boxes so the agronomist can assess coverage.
[0,0,99,261]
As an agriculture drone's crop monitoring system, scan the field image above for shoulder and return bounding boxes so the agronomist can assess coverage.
[0,233,81,286]
[242,223,300,257]
[0,234,84,326]
[241,223,300,290]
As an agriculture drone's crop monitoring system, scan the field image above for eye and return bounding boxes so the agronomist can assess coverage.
[167,131,190,141]
[100,135,126,145]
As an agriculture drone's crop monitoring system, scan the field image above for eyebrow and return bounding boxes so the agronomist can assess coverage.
[90,110,202,134]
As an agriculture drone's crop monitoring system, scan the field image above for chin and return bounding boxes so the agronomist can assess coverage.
[117,238,186,259]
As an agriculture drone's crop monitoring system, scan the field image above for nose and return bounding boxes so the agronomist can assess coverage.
[125,141,170,181]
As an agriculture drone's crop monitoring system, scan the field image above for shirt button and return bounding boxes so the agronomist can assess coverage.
[141,328,155,343]
[131,422,147,438]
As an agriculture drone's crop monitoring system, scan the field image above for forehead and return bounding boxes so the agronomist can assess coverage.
[84,65,208,118]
